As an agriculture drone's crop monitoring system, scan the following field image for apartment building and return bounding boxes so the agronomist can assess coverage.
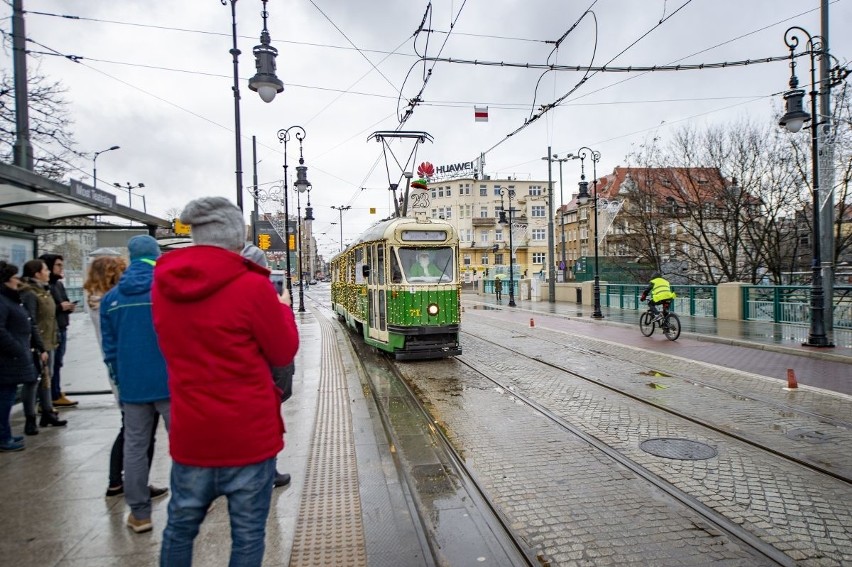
[423,176,554,280]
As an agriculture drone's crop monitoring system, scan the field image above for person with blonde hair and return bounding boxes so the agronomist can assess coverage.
[84,254,166,502]
[84,256,128,344]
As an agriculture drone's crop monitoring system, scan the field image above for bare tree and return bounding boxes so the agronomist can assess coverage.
[0,70,79,181]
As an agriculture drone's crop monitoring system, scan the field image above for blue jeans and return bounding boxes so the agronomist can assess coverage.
[51,328,67,400]
[0,384,18,444]
[160,458,275,567]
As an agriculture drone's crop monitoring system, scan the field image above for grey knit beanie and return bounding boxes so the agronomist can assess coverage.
[241,244,268,268]
[180,197,245,251]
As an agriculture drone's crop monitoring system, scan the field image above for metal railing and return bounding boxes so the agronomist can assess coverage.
[743,285,852,328]
[601,284,717,318]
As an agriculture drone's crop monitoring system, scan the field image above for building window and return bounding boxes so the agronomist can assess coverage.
[480,206,489,218]
[493,186,502,196]
[480,230,489,243]
[495,229,503,242]
[480,185,488,196]
[531,228,546,241]
[463,254,471,266]
[531,205,545,218]
[481,255,489,265]
[444,206,452,219]
[431,188,437,199]
[495,253,504,265]
[446,187,452,197]
[438,187,444,197]
[532,252,545,264]
[431,208,437,218]
[529,185,543,196]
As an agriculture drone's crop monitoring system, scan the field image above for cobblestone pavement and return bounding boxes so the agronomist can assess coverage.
[395,313,852,566]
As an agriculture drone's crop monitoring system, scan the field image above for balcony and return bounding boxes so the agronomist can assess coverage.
[472,217,496,227]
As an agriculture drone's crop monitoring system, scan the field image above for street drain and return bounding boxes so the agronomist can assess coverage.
[640,438,717,460]
[784,427,833,444]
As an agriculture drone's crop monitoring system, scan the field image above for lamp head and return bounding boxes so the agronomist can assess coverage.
[294,165,311,193]
[249,31,284,103]
[109,145,120,151]
[779,88,810,133]
[577,180,591,204]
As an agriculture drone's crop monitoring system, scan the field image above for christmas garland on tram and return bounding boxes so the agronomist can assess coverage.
[330,216,462,360]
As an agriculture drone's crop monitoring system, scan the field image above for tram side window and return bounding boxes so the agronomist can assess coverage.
[355,248,365,284]
[399,247,454,283]
[390,252,403,283]
[377,244,385,285]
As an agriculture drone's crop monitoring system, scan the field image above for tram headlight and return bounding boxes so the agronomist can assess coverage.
[427,303,440,316]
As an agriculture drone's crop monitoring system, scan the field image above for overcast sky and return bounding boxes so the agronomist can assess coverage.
[3,0,850,257]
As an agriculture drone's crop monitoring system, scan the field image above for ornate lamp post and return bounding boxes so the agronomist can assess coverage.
[277,126,307,303]
[331,205,351,252]
[498,188,518,307]
[576,147,604,319]
[779,26,832,347]
[92,145,120,189]
[220,0,283,211]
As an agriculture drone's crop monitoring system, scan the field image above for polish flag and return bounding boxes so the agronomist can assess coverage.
[474,106,488,122]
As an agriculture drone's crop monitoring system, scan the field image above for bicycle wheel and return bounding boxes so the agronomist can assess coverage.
[662,313,681,341]
[639,311,655,336]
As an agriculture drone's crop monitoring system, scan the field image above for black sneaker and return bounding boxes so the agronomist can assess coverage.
[273,472,291,488]
[149,486,169,500]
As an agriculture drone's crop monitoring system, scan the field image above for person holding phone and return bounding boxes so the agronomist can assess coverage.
[38,254,78,408]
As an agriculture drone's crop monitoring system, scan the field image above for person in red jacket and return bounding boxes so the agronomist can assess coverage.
[153,196,298,567]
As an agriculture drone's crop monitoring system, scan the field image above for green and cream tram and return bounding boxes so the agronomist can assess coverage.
[330,216,462,360]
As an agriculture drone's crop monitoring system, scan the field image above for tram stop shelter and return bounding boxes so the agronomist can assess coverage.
[0,162,171,263]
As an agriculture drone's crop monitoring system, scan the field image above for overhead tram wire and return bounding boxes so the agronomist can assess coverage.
[307,0,400,96]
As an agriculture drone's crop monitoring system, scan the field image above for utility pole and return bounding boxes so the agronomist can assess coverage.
[252,136,259,245]
[819,0,835,343]
[330,205,351,252]
[546,147,556,303]
[11,0,32,170]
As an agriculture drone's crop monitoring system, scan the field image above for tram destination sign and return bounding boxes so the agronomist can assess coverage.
[401,230,447,241]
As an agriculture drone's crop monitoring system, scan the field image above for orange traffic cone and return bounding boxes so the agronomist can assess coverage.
[784,368,798,390]
[530,318,535,327]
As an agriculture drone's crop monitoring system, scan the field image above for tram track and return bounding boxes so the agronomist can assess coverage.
[460,318,852,485]
[306,292,851,565]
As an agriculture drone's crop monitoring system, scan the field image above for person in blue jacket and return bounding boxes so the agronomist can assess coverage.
[101,235,171,534]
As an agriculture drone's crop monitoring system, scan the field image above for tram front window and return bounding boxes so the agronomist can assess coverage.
[399,247,453,283]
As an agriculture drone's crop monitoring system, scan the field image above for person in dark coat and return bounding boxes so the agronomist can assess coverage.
[0,261,44,452]
[38,254,78,407]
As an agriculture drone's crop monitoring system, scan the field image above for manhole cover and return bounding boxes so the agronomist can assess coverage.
[785,428,833,444]
[640,438,717,460]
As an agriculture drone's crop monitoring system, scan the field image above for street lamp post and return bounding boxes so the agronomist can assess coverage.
[331,205,351,252]
[277,126,308,308]
[553,154,574,281]
[499,188,518,307]
[220,0,283,211]
[113,182,145,209]
[576,147,604,319]
[92,145,120,189]
[541,148,556,302]
[779,26,832,347]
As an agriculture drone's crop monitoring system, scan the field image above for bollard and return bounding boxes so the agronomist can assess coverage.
[530,318,535,327]
[783,368,798,390]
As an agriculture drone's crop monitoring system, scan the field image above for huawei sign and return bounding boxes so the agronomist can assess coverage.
[417,162,434,179]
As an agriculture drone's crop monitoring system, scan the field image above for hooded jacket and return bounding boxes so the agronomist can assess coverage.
[39,254,71,329]
[18,278,59,351]
[152,246,299,467]
[101,260,169,403]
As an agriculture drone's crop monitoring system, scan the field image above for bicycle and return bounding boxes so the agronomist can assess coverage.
[639,300,681,341]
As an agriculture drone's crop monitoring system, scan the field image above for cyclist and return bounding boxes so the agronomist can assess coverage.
[640,272,676,322]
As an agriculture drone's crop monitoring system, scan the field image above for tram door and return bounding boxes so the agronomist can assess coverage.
[367,243,388,342]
